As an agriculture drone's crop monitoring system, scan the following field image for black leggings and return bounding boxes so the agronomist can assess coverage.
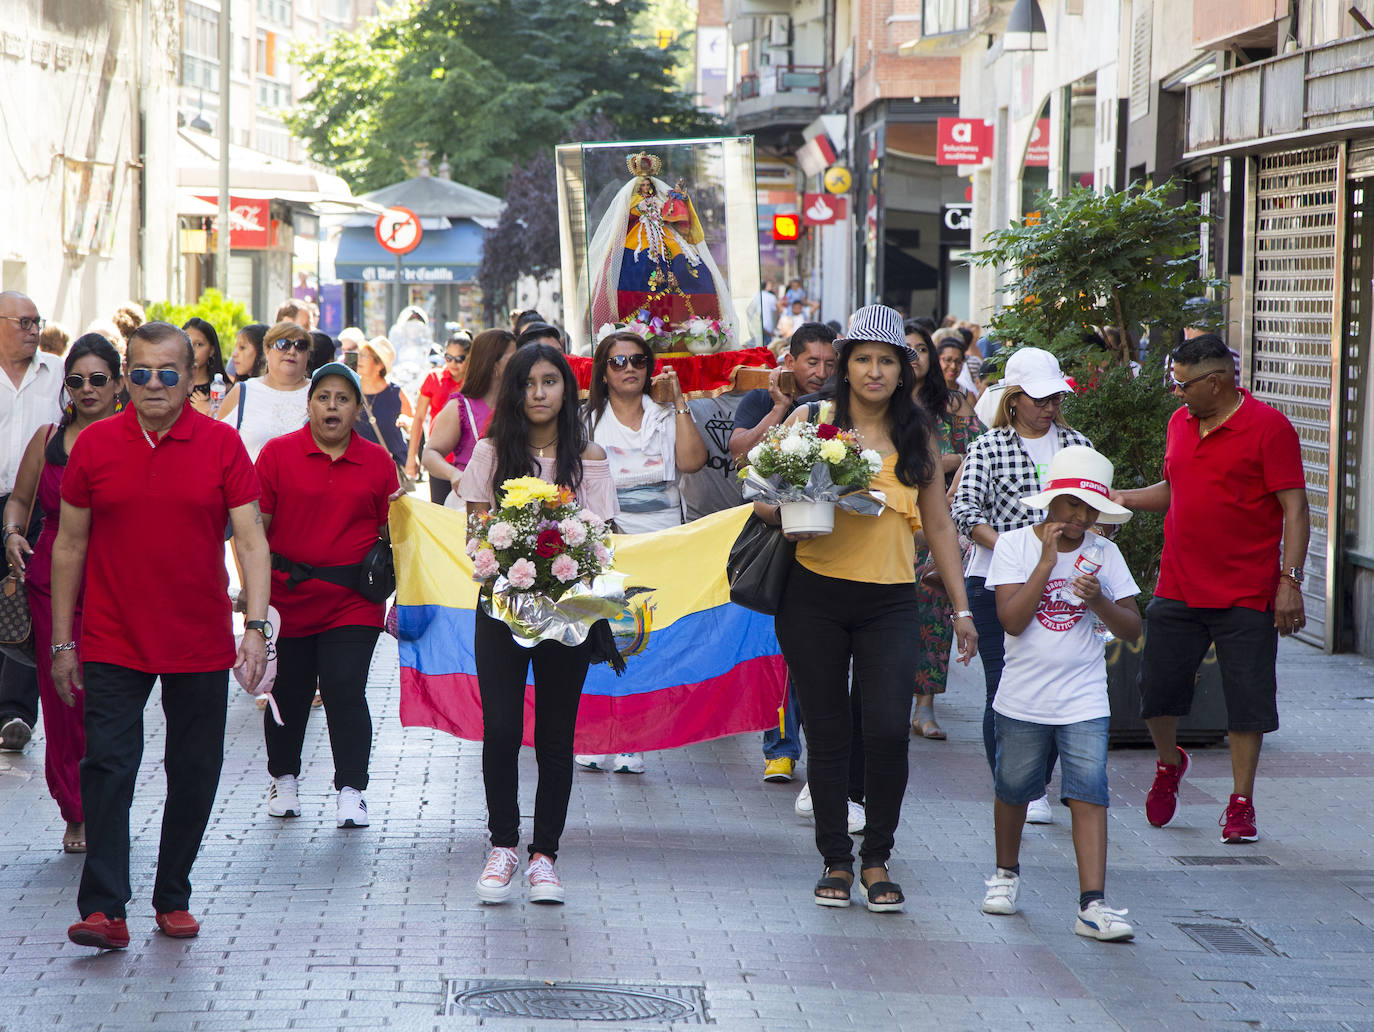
[475,607,593,861]
[267,625,382,791]
[775,564,919,872]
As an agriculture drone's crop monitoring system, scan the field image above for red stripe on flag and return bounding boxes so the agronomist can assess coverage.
[399,655,788,754]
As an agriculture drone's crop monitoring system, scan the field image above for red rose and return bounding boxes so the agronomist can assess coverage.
[535,528,565,558]
[816,423,840,440]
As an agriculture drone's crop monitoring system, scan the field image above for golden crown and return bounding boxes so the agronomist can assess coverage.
[625,151,663,178]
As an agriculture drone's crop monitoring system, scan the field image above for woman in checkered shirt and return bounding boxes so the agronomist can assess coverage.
[950,348,1091,823]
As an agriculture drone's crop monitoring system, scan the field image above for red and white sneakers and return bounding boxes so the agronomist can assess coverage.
[1145,746,1190,828]
[1219,793,1259,843]
[475,846,520,904]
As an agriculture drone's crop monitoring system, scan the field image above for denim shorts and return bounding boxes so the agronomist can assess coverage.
[994,714,1110,807]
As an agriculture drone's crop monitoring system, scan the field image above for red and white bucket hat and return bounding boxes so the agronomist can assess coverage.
[1020,445,1133,524]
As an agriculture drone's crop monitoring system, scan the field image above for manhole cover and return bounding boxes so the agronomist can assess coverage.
[446,979,709,1023]
[1173,855,1278,866]
[1174,922,1276,956]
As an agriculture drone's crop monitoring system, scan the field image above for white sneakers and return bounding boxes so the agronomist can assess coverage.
[336,788,369,828]
[981,872,1021,915]
[527,855,565,904]
[794,783,813,817]
[476,847,520,903]
[1025,795,1054,824]
[847,801,867,834]
[792,784,866,833]
[475,848,565,904]
[1075,900,1135,941]
[575,753,645,774]
[267,775,301,818]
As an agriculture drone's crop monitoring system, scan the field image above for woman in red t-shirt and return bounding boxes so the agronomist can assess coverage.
[422,328,517,506]
[255,361,400,831]
[405,331,470,493]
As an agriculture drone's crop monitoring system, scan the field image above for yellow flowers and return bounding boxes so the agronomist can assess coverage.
[818,438,847,465]
[499,477,559,509]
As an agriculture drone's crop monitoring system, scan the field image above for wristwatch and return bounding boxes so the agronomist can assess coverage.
[244,619,274,640]
[951,609,973,622]
[50,640,76,658]
[1285,566,1305,586]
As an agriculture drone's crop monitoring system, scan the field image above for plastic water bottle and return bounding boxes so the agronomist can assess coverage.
[209,373,227,416]
[1061,538,1105,606]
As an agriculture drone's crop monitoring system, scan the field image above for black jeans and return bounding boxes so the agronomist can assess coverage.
[78,663,227,919]
[968,575,1057,787]
[475,607,593,861]
[267,625,381,791]
[775,564,918,872]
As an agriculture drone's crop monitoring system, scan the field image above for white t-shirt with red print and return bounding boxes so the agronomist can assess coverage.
[985,527,1139,725]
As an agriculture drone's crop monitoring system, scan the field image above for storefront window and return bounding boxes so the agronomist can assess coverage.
[1020,97,1050,220]
[1062,74,1097,192]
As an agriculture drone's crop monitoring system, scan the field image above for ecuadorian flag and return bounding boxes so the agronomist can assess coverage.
[390,497,788,753]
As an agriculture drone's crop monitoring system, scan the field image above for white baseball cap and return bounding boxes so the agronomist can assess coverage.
[1019,445,1132,524]
[1003,347,1073,399]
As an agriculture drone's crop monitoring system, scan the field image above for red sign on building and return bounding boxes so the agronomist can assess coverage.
[1025,118,1051,167]
[802,193,848,225]
[197,195,273,249]
[936,118,993,166]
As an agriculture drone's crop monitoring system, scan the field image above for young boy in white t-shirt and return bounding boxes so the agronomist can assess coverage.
[981,445,1143,941]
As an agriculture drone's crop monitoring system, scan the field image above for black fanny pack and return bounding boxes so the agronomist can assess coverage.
[271,532,395,605]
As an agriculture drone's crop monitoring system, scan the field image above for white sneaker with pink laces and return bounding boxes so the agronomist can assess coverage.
[527,854,565,904]
[475,847,520,904]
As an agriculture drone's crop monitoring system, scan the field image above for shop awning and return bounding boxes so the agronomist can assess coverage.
[176,128,363,210]
[333,224,482,284]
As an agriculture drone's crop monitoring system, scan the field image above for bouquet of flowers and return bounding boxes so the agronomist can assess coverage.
[739,409,885,535]
[467,477,625,649]
[674,316,733,355]
[621,312,678,353]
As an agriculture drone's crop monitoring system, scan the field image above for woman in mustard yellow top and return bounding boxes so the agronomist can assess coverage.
[757,305,977,913]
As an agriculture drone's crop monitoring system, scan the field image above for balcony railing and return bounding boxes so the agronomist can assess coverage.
[736,74,760,101]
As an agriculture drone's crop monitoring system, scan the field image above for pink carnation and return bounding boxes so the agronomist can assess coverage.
[473,548,499,579]
[558,518,588,546]
[551,554,579,583]
[594,543,612,567]
[465,537,481,558]
[507,557,537,590]
[487,521,516,549]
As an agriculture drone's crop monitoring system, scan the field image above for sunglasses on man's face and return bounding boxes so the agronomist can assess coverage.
[64,372,113,390]
[272,338,312,353]
[128,367,182,388]
[607,353,650,371]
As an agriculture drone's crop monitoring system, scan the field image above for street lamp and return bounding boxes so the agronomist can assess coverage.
[1003,0,1047,52]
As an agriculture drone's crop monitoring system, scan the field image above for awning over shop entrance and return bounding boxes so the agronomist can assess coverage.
[333,222,484,284]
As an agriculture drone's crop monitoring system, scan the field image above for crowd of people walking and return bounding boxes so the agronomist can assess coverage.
[0,288,1306,954]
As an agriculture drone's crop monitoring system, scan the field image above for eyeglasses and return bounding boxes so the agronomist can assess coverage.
[607,354,650,371]
[64,372,113,390]
[272,338,312,353]
[1,315,44,332]
[1027,393,1065,408]
[128,368,182,388]
[444,353,467,365]
[1169,370,1217,391]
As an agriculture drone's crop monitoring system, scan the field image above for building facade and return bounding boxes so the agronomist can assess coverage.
[1,0,181,330]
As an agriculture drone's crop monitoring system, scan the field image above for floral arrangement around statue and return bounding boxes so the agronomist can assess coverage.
[739,405,885,535]
[466,477,627,649]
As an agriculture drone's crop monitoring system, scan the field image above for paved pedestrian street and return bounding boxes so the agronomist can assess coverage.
[3,634,1373,1032]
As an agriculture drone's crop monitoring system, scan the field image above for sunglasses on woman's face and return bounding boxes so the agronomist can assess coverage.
[128,368,182,388]
[607,353,650,371]
[444,352,467,365]
[64,372,113,390]
[272,338,312,353]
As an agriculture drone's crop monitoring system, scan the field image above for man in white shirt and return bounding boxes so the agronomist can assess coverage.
[0,291,64,751]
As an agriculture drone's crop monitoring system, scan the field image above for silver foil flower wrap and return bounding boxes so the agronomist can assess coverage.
[481,571,629,649]
[740,464,886,516]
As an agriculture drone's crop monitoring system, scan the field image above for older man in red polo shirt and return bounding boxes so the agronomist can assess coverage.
[49,321,273,950]
[1112,333,1309,845]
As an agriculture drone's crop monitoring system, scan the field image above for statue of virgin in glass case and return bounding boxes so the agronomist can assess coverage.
[556,138,762,355]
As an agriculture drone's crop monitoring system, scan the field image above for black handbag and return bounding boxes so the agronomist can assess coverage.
[726,513,795,615]
[0,437,45,667]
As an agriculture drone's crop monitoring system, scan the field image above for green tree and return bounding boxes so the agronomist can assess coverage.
[287,0,721,197]
[146,289,251,360]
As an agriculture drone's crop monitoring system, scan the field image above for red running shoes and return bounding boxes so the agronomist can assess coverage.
[1145,746,1190,828]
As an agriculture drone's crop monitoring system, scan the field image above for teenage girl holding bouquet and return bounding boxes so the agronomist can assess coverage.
[757,305,977,913]
[457,343,619,906]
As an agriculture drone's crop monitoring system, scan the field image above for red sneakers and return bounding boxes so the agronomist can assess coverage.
[155,910,201,938]
[67,913,130,950]
[1145,746,1190,827]
[1220,794,1259,844]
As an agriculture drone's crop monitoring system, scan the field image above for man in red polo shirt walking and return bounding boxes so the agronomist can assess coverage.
[49,322,273,950]
[1112,334,1309,844]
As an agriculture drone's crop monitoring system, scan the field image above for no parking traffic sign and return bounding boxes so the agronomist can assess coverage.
[374,206,422,255]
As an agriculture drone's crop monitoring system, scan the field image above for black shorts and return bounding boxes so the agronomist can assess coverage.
[1137,596,1279,733]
